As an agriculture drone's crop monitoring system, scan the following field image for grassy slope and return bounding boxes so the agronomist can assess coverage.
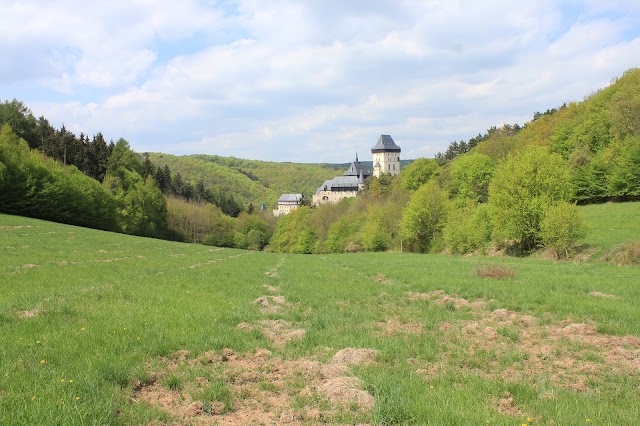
[1,208,639,425]
[580,202,640,251]
[148,153,341,208]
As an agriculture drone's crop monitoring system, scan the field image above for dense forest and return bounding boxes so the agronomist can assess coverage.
[1,68,639,257]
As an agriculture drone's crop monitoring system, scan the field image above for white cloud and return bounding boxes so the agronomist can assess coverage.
[7,1,640,162]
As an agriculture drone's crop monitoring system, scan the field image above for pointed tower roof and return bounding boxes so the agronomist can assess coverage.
[371,134,401,153]
[343,154,371,178]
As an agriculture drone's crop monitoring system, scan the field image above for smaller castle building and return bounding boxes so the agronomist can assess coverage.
[273,193,303,216]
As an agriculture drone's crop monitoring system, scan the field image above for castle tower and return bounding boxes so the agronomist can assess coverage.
[371,134,401,177]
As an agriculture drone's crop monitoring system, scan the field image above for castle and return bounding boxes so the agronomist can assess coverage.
[311,134,401,207]
[273,135,401,215]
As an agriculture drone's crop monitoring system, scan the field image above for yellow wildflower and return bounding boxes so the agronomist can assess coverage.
[39,359,46,364]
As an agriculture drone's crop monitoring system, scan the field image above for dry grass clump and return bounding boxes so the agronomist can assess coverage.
[475,264,515,279]
[602,240,640,266]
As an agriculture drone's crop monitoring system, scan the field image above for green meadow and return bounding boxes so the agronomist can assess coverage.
[1,204,639,425]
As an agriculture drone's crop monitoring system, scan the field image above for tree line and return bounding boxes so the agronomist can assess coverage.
[0,100,270,248]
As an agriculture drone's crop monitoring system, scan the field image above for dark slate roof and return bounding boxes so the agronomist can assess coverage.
[277,193,302,203]
[316,176,361,194]
[343,155,371,178]
[371,134,401,152]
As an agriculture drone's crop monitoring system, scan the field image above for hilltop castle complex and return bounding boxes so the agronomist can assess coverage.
[312,134,401,207]
[274,135,401,215]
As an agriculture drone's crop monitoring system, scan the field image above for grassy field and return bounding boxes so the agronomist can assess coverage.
[1,206,639,425]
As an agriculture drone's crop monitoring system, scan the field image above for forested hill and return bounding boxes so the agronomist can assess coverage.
[436,67,640,204]
[147,153,344,208]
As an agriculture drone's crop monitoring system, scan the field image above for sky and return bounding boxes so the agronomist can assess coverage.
[2,1,640,163]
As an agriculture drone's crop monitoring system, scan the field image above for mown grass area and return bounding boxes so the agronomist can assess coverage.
[1,212,639,425]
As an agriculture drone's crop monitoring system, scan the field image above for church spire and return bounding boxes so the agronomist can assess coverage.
[355,151,359,162]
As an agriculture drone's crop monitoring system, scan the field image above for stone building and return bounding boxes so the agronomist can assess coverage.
[273,193,303,216]
[312,154,370,206]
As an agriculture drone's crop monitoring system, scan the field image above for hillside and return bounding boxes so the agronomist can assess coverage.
[468,68,640,202]
[148,153,343,208]
[2,212,640,424]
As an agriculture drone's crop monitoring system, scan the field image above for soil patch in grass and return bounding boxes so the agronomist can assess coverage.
[371,274,392,285]
[238,320,306,347]
[376,318,423,336]
[134,347,376,425]
[589,291,618,299]
[17,308,40,318]
[475,264,516,279]
[414,296,640,394]
[253,295,289,314]
[407,290,487,310]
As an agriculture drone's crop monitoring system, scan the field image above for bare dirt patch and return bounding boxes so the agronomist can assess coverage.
[377,318,423,336]
[17,308,40,318]
[134,348,375,425]
[589,291,617,299]
[331,348,378,365]
[253,295,288,314]
[424,302,640,393]
[237,320,306,347]
[96,257,129,263]
[22,264,38,269]
[475,264,515,279]
[407,290,486,310]
[0,225,32,230]
[258,320,306,347]
[495,392,528,417]
[319,377,374,409]
[371,274,392,285]
[262,284,280,292]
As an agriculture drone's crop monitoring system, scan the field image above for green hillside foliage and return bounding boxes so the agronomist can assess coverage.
[272,69,640,256]
[271,176,411,254]
[166,196,274,250]
[148,153,340,209]
[0,124,169,239]
[0,125,118,231]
